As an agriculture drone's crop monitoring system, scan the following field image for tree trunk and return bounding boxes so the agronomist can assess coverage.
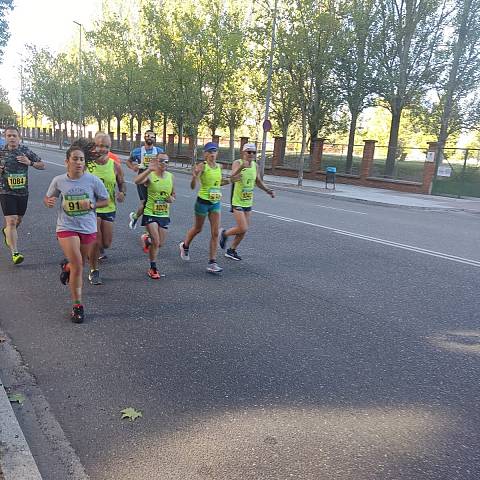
[177,122,184,155]
[137,116,142,135]
[129,115,134,143]
[150,118,155,131]
[297,110,308,187]
[162,115,167,149]
[97,118,102,131]
[116,116,121,141]
[345,110,359,174]
[107,118,111,134]
[385,107,402,177]
[229,121,235,163]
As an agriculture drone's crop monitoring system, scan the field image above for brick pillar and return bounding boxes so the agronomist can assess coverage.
[360,140,377,180]
[70,129,75,141]
[212,134,220,145]
[310,138,325,172]
[42,128,47,141]
[240,137,249,152]
[272,137,286,173]
[423,142,437,194]
[121,133,128,151]
[135,133,141,147]
[48,129,53,141]
[88,131,93,140]
[109,132,114,147]
[25,127,30,138]
[167,134,175,157]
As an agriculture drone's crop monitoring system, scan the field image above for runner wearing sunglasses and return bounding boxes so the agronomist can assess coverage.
[126,130,164,229]
[219,143,274,260]
[134,153,175,279]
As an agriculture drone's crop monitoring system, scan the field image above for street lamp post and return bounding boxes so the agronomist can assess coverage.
[20,63,24,133]
[73,21,83,137]
[259,0,278,179]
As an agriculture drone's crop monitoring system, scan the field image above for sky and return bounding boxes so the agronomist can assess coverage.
[0,0,102,109]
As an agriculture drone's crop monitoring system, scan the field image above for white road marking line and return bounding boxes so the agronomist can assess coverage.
[252,208,480,268]
[314,204,368,215]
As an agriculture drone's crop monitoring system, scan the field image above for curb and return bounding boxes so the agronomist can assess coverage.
[0,375,42,480]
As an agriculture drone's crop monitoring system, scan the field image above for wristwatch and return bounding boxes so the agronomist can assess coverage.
[29,160,34,167]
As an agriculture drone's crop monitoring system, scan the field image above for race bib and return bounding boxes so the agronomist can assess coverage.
[63,194,90,216]
[208,188,222,201]
[142,154,155,168]
[7,173,27,190]
[153,199,168,215]
[241,188,253,201]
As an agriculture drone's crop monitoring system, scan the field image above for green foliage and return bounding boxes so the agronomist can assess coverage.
[0,0,14,60]
[121,407,143,421]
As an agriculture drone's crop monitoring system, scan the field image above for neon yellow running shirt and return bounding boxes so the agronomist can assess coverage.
[232,160,256,208]
[87,159,116,213]
[144,171,173,217]
[198,163,222,202]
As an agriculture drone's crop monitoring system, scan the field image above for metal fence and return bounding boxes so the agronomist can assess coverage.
[432,148,480,198]
[370,146,427,182]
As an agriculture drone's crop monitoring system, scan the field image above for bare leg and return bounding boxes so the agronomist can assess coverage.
[4,214,19,253]
[207,211,220,260]
[230,210,251,250]
[183,214,206,248]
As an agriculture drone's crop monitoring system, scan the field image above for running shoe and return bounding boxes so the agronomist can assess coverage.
[60,259,70,285]
[206,262,223,273]
[128,212,138,230]
[148,267,161,279]
[88,269,103,285]
[12,252,24,265]
[2,227,9,248]
[141,233,151,253]
[179,242,190,261]
[71,304,84,324]
[219,228,227,250]
[225,248,242,261]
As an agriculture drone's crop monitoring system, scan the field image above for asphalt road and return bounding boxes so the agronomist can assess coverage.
[1,146,480,480]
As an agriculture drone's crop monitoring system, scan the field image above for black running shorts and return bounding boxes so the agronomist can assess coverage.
[0,194,28,217]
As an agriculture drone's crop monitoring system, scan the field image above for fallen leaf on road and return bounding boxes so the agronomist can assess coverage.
[121,407,142,421]
[8,393,26,405]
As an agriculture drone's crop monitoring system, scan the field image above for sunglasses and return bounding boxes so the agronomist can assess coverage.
[245,151,256,154]
[159,159,169,164]
[144,135,156,139]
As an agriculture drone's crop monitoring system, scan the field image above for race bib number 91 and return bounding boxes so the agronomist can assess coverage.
[63,194,90,216]
[7,174,27,190]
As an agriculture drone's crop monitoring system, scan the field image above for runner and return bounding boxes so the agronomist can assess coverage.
[134,153,174,279]
[44,146,109,323]
[86,132,126,284]
[219,143,274,260]
[126,130,164,229]
[179,142,237,273]
[0,126,45,264]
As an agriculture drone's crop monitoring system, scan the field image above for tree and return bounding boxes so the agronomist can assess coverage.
[434,0,480,169]
[0,0,14,60]
[336,0,380,173]
[375,0,449,176]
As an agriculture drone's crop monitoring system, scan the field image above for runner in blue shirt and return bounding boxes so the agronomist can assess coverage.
[126,130,164,229]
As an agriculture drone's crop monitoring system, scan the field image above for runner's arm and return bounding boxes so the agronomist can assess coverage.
[126,151,139,172]
[255,174,275,197]
[190,162,204,189]
[114,162,126,201]
[134,168,151,185]
[22,149,45,170]
[44,179,60,207]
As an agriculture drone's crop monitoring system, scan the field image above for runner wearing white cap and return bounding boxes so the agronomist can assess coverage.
[219,143,274,260]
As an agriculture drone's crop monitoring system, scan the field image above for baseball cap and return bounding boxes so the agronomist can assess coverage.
[242,143,257,152]
[204,142,218,152]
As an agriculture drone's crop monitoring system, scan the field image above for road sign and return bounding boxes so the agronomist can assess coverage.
[263,119,272,132]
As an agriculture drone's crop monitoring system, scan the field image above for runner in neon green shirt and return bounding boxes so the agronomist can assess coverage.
[86,133,126,285]
[134,153,175,279]
[219,143,274,261]
[179,142,238,274]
